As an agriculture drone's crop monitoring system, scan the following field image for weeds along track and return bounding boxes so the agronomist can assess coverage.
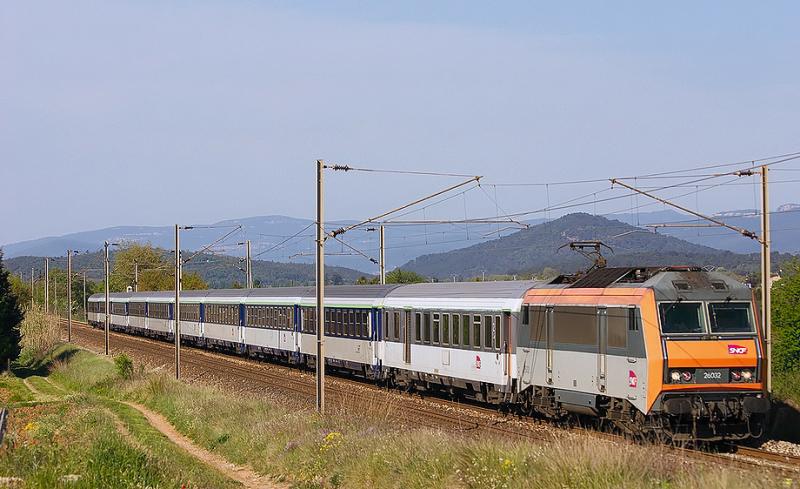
[61,319,800,475]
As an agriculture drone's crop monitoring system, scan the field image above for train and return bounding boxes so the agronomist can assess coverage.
[88,265,770,443]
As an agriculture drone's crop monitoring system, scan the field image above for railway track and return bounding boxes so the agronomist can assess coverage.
[58,318,800,476]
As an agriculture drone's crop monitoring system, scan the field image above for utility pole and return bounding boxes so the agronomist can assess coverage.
[83,271,87,322]
[379,225,386,285]
[104,241,111,355]
[67,250,73,342]
[44,258,49,314]
[175,224,182,380]
[316,159,325,413]
[246,240,253,289]
[134,261,139,292]
[761,165,772,393]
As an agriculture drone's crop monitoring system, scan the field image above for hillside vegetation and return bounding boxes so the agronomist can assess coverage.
[401,213,793,279]
[5,248,368,290]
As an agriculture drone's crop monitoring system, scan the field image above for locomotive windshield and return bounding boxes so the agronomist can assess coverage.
[707,302,755,334]
[658,302,704,334]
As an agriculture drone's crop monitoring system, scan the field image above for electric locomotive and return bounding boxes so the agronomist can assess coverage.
[518,266,769,441]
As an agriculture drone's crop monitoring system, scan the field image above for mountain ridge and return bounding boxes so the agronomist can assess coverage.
[400,213,792,279]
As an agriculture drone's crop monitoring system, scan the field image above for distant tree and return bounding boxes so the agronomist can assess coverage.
[110,243,167,292]
[0,252,23,369]
[9,273,31,309]
[110,243,207,292]
[182,272,208,291]
[356,276,379,285]
[535,267,560,281]
[231,281,243,289]
[772,259,800,374]
[386,269,427,284]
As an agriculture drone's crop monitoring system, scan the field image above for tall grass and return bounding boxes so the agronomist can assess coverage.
[18,306,61,363]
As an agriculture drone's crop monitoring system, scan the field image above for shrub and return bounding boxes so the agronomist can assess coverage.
[114,353,134,380]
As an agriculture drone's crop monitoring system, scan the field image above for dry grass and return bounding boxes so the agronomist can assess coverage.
[19,307,61,363]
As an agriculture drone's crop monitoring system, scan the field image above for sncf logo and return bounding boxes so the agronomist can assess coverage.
[728,344,748,355]
[628,370,638,388]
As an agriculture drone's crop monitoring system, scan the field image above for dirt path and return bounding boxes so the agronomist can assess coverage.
[31,368,282,489]
[122,401,282,489]
[21,378,51,400]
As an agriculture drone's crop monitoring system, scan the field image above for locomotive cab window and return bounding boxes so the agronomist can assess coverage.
[658,302,704,335]
[707,302,754,334]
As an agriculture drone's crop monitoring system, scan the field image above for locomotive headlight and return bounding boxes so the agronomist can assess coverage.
[670,370,681,382]
[731,371,742,381]
[742,370,753,381]
[681,371,693,382]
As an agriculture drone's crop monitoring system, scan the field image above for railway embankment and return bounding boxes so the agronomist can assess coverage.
[0,340,796,488]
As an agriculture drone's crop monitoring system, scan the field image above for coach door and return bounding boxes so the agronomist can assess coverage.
[597,308,608,392]
[403,310,411,364]
[503,312,512,383]
[546,306,554,385]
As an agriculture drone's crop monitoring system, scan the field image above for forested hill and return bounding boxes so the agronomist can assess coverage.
[400,213,791,279]
[3,251,368,288]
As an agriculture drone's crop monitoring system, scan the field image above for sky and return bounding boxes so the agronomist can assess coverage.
[2,1,800,245]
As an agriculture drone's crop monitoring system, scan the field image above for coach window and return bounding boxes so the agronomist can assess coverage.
[423,313,431,343]
[393,312,400,341]
[473,315,482,349]
[415,313,421,343]
[360,310,367,338]
[483,316,493,350]
[432,314,440,345]
[554,306,598,345]
[452,314,460,346]
[494,315,501,349]
[463,314,471,347]
[607,308,628,349]
[442,314,450,346]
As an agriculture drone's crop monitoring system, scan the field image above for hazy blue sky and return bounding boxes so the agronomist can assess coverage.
[2,1,799,244]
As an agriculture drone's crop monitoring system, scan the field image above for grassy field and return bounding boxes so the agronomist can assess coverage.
[1,341,793,489]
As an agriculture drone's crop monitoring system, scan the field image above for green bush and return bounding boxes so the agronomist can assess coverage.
[114,353,134,380]
[772,259,800,375]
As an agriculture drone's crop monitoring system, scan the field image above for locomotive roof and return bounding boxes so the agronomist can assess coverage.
[538,266,753,301]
